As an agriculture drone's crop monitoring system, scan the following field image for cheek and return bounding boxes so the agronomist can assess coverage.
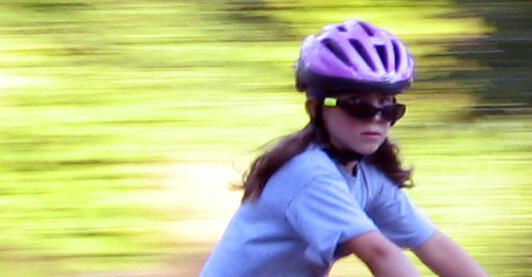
[322,109,348,130]
[322,110,359,137]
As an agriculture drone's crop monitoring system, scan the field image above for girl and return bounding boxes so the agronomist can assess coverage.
[199,19,489,277]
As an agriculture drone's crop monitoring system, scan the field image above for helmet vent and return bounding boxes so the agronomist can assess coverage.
[392,41,401,71]
[322,38,352,67]
[375,45,388,70]
[349,39,376,72]
[359,22,375,36]
[337,25,347,32]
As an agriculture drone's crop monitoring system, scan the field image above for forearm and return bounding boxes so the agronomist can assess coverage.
[414,231,489,277]
[343,232,421,277]
[363,249,421,277]
[418,247,488,277]
[428,252,488,277]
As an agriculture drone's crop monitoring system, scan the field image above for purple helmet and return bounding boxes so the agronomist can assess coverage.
[296,19,415,96]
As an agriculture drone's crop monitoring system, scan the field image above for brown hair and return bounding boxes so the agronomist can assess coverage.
[240,118,413,202]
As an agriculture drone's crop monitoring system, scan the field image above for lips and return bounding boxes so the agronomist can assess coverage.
[362,131,382,136]
[361,131,383,139]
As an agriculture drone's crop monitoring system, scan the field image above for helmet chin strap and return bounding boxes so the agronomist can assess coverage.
[312,102,366,166]
[322,147,365,165]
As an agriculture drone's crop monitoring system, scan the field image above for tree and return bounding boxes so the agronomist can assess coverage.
[449,0,531,117]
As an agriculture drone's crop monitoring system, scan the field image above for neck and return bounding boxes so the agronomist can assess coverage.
[342,160,359,176]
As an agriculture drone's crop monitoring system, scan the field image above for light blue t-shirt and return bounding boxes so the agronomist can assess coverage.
[199,145,436,277]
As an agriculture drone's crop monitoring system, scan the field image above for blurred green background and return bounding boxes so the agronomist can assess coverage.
[1,0,530,276]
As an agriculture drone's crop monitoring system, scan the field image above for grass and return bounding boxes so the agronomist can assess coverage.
[0,0,530,276]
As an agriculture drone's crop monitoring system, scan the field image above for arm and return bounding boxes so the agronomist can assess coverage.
[413,231,489,277]
[342,231,421,277]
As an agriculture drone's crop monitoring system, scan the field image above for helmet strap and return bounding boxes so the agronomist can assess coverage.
[323,147,365,165]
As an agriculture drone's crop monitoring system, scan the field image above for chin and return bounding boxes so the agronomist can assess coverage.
[359,149,378,156]
[353,144,381,155]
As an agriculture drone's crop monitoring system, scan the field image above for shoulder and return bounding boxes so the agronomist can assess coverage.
[277,145,339,183]
[260,145,345,203]
[358,161,397,189]
[358,161,387,179]
[355,161,405,208]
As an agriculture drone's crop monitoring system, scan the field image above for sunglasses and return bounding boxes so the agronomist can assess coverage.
[323,97,406,122]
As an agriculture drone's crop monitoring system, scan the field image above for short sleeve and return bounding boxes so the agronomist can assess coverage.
[367,181,436,249]
[285,175,377,265]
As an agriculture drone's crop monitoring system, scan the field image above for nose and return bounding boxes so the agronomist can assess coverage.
[370,110,392,125]
[369,110,384,122]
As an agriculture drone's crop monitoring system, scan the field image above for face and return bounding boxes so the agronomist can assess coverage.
[321,92,398,155]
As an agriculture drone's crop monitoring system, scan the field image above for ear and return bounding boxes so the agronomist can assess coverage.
[305,98,320,119]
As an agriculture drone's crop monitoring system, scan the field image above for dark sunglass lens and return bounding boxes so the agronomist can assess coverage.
[382,104,406,121]
[338,100,406,122]
[345,102,379,120]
